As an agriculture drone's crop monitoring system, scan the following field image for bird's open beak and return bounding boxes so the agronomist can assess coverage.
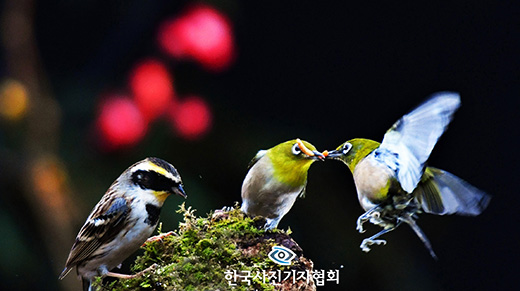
[173,184,187,198]
[311,150,326,161]
[296,139,325,161]
[323,149,342,159]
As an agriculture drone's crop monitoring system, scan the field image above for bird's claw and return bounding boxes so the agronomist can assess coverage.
[360,238,387,253]
[213,206,235,216]
[356,218,367,233]
[132,263,159,278]
[220,206,234,212]
[357,210,381,233]
[211,205,238,221]
[105,263,160,280]
[142,231,175,246]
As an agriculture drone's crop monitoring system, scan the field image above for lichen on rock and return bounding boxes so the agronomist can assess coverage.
[97,203,315,291]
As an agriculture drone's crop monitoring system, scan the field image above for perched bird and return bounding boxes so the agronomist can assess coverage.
[241,139,325,229]
[59,157,186,291]
[325,92,490,259]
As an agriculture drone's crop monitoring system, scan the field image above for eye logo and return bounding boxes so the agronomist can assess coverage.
[268,245,296,265]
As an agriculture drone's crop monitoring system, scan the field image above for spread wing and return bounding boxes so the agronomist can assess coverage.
[379,92,460,193]
[59,194,130,279]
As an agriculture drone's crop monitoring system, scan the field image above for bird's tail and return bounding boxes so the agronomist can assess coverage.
[414,167,491,216]
[58,267,72,280]
[400,215,438,260]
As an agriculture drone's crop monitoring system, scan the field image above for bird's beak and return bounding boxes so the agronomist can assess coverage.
[296,139,325,161]
[311,150,326,161]
[323,149,342,159]
[173,184,187,198]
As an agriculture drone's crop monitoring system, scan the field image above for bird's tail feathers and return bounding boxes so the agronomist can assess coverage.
[58,266,73,280]
[400,215,438,260]
[415,167,490,216]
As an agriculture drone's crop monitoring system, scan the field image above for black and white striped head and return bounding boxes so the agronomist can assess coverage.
[120,157,186,204]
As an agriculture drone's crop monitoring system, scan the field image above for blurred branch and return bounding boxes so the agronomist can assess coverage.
[2,0,81,290]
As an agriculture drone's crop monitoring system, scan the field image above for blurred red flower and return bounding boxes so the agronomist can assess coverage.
[169,95,212,140]
[97,96,148,148]
[129,59,175,121]
[158,4,235,72]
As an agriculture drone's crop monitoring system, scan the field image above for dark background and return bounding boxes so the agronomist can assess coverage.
[1,1,518,290]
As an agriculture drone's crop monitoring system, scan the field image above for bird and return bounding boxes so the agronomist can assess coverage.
[325,92,490,259]
[241,138,325,229]
[59,157,187,291]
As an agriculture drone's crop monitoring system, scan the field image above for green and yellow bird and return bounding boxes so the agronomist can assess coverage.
[241,139,325,229]
[325,92,490,258]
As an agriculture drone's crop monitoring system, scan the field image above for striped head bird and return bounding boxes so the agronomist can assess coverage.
[59,157,186,290]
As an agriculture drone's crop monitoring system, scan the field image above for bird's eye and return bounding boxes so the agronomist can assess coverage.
[342,143,352,155]
[132,170,153,189]
[291,143,302,155]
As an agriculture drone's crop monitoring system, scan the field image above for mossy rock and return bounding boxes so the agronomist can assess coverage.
[97,204,316,291]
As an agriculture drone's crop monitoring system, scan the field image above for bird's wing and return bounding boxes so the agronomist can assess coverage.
[379,92,460,193]
[247,150,267,170]
[60,195,130,278]
[415,167,491,216]
[298,182,307,198]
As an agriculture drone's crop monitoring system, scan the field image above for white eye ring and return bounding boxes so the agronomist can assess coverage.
[342,143,352,155]
[292,143,302,155]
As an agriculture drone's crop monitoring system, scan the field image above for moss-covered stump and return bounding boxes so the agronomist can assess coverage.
[97,204,315,291]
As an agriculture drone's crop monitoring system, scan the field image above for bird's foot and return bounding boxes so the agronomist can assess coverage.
[142,231,175,246]
[356,217,368,233]
[357,210,382,233]
[221,206,235,212]
[105,264,159,280]
[263,217,280,230]
[369,211,387,227]
[360,238,387,253]
[211,205,239,221]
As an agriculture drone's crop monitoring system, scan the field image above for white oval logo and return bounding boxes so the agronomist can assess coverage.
[268,245,296,265]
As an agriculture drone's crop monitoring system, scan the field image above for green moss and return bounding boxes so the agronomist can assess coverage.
[96,203,315,291]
